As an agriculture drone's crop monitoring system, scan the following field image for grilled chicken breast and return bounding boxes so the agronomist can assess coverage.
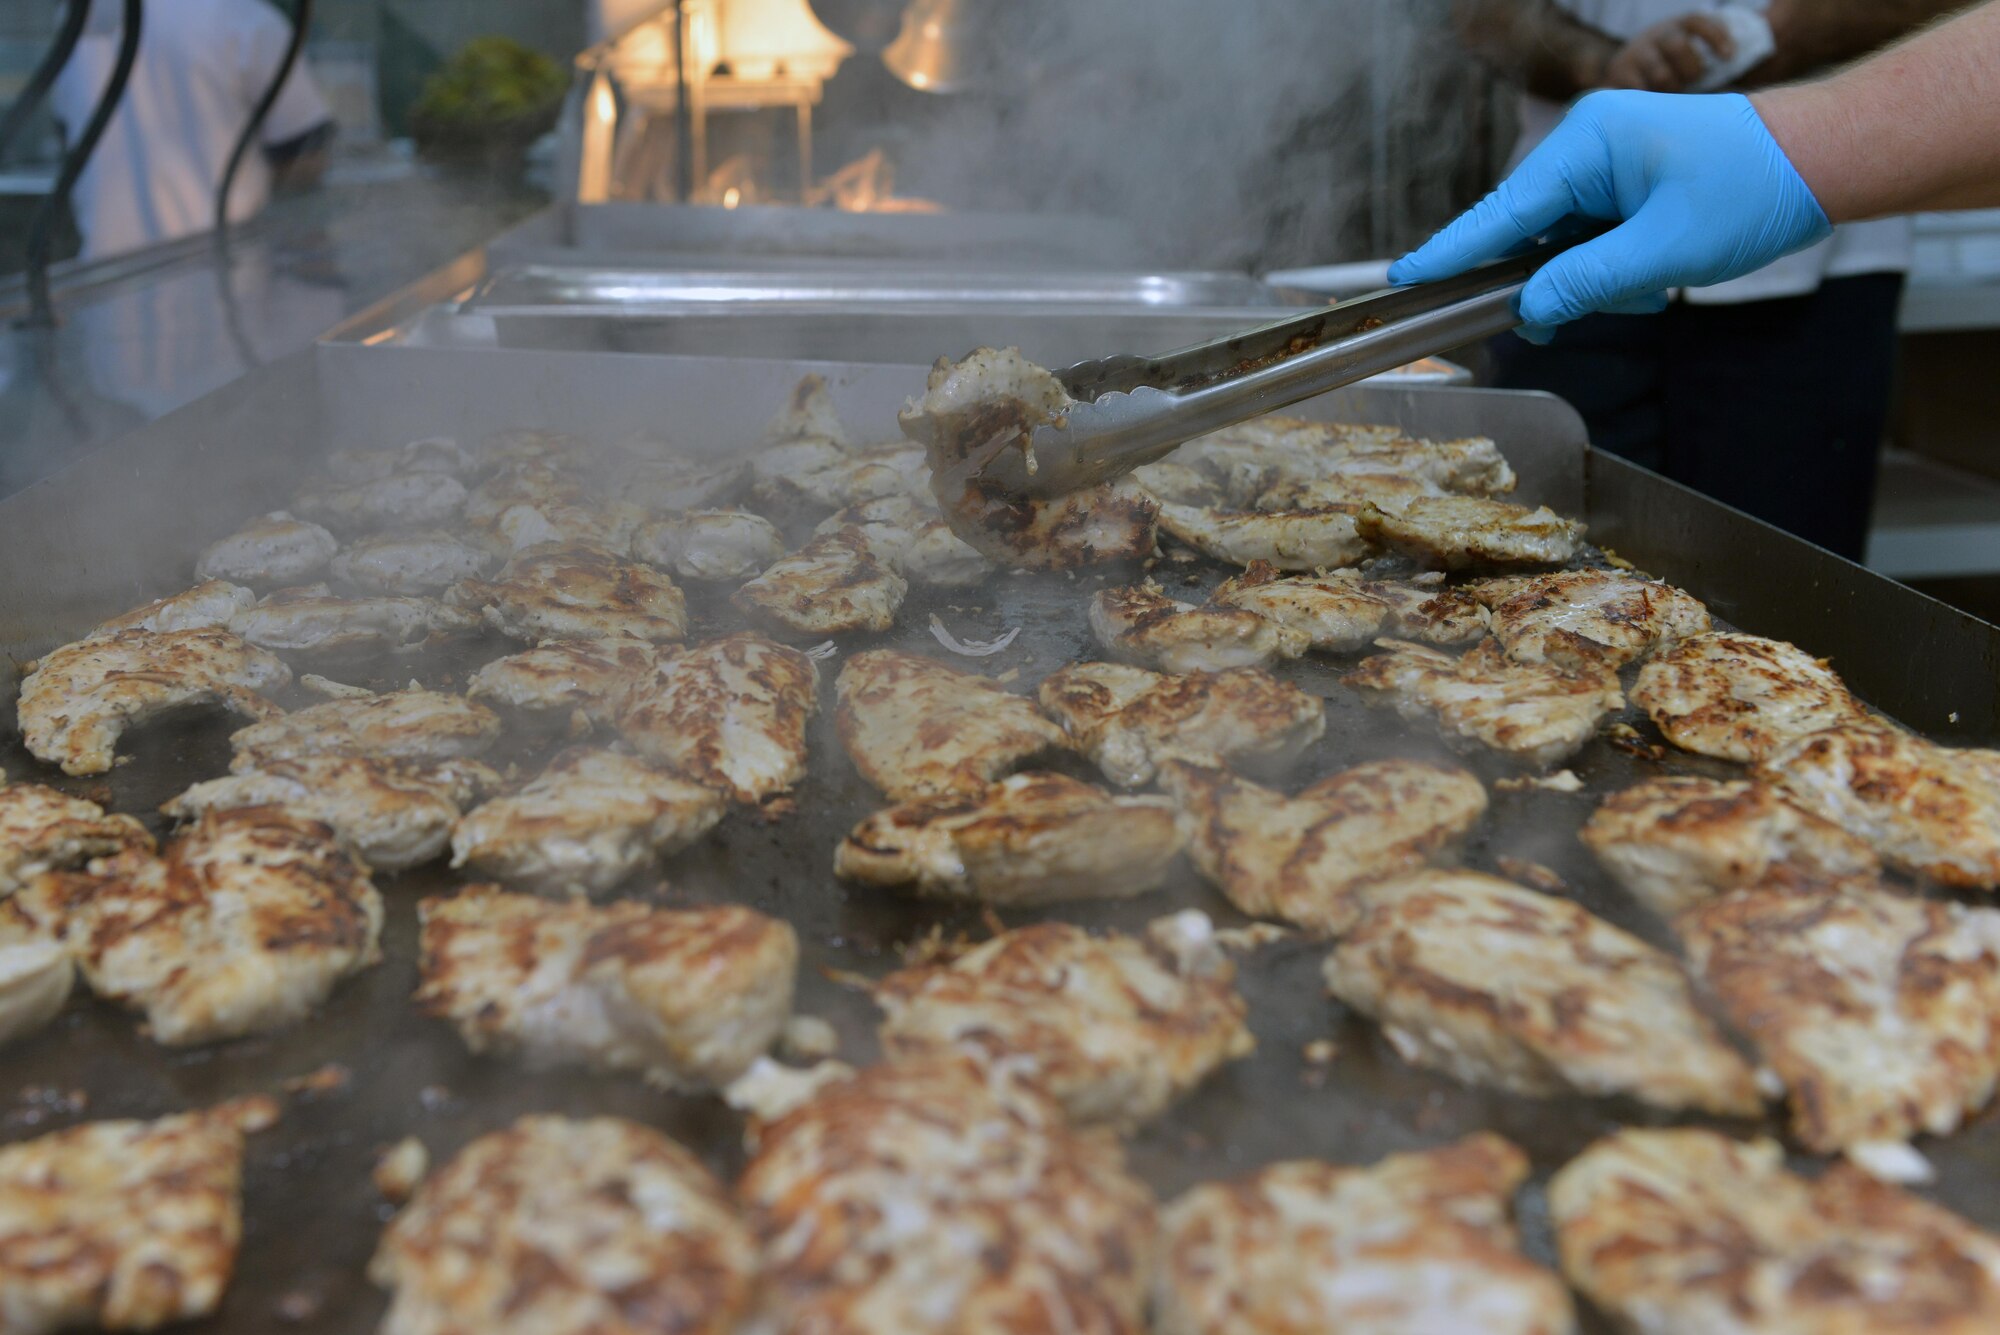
[751,440,931,515]
[195,511,338,586]
[1356,496,1582,569]
[0,1097,279,1335]
[416,885,796,1089]
[736,1056,1156,1335]
[613,455,745,512]
[1090,580,1310,672]
[834,648,1067,800]
[1155,502,1371,570]
[371,1114,754,1335]
[732,525,909,636]
[1322,869,1761,1115]
[164,756,497,872]
[1175,418,1517,503]
[230,685,500,769]
[1253,469,1446,513]
[0,784,151,895]
[329,530,495,595]
[631,508,785,582]
[1550,1128,2000,1333]
[1580,775,1881,918]
[1632,631,1868,763]
[465,637,667,730]
[449,748,726,895]
[1156,1134,1576,1335]
[1039,661,1326,788]
[325,435,470,483]
[1344,638,1623,767]
[1474,568,1710,670]
[765,371,852,444]
[619,632,819,805]
[450,542,689,644]
[1765,723,2000,888]
[20,627,292,776]
[292,470,468,535]
[1161,759,1487,934]
[945,476,1163,571]
[16,808,383,1045]
[1132,459,1225,506]
[461,461,585,530]
[872,919,1253,1127]
[814,494,992,587]
[1681,881,2000,1154]
[92,578,255,636]
[227,585,479,655]
[836,772,1182,905]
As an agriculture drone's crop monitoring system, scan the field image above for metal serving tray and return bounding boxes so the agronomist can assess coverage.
[4,347,1999,1334]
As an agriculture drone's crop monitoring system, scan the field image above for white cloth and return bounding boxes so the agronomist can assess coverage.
[51,0,333,261]
[1512,0,1912,304]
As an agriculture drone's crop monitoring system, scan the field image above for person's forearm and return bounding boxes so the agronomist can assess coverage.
[1754,0,2000,219]
[1753,0,1972,82]
[1451,0,1618,100]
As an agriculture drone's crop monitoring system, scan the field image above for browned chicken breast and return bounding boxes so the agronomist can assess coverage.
[1323,869,1761,1115]
[460,460,585,530]
[732,525,908,636]
[944,476,1162,571]
[467,428,594,476]
[92,578,254,635]
[1039,661,1326,788]
[465,637,668,730]
[1681,881,2000,1155]
[1090,580,1309,672]
[325,435,469,483]
[1355,495,1582,569]
[736,1055,1157,1334]
[449,748,726,895]
[612,454,745,512]
[1176,417,1517,503]
[195,511,338,586]
[1550,1127,2000,1333]
[230,685,500,769]
[1131,458,1225,506]
[1155,501,1371,570]
[765,371,851,444]
[1253,469,1446,512]
[1632,631,1868,763]
[1206,562,1483,652]
[1580,775,1881,918]
[371,1114,755,1335]
[449,542,688,644]
[328,529,495,595]
[227,584,479,655]
[1161,759,1487,934]
[1473,568,1711,670]
[1765,723,2000,888]
[292,470,468,535]
[836,772,1182,905]
[416,885,796,1089]
[631,508,785,582]
[20,627,292,776]
[750,435,931,515]
[834,648,1066,800]
[1156,1134,1576,1335]
[0,1096,280,1335]
[619,632,818,805]
[483,498,647,558]
[165,755,497,872]
[872,919,1253,1127]
[814,494,992,588]
[15,808,383,1045]
[0,783,151,895]
[1344,638,1623,767]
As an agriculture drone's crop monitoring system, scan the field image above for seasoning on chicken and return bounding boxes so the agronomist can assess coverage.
[942,475,1162,571]
[1161,758,1486,934]
[736,1056,1156,1335]
[618,632,818,804]
[370,1114,754,1335]
[415,885,796,1089]
[1681,881,2000,1155]
[731,525,908,636]
[1090,580,1310,673]
[872,918,1253,1127]
[329,530,495,595]
[230,684,500,769]
[1632,631,1869,763]
[1473,568,1710,670]
[227,584,479,655]
[0,1097,280,1335]
[93,578,254,635]
[1550,1128,2000,1333]
[0,783,152,895]
[164,755,497,872]
[15,808,383,1046]
[836,772,1181,904]
[1344,639,1623,767]
[465,637,667,731]
[1208,562,1488,651]
[449,748,726,895]
[1254,469,1445,513]
[1156,1134,1576,1335]
[1360,570,1494,644]
[1355,495,1582,569]
[1155,500,1373,571]
[195,511,338,586]
[449,542,688,644]
[1764,722,2000,889]
[834,648,1067,800]
[1579,775,1881,918]
[20,627,292,776]
[631,508,785,582]
[292,470,468,535]
[1038,661,1326,788]
[814,493,992,587]
[1322,869,1762,1115]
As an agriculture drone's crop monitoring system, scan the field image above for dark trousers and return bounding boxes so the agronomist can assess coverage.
[1488,272,1906,561]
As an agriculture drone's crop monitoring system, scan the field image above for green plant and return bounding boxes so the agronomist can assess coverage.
[411,36,566,138]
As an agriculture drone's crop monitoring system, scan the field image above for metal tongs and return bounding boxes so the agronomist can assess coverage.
[964,233,1584,500]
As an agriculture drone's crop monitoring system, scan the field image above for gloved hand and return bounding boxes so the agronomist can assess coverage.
[1388,91,1831,341]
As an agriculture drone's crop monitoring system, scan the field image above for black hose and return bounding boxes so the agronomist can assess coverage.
[214,0,312,237]
[0,0,89,167]
[21,0,142,328]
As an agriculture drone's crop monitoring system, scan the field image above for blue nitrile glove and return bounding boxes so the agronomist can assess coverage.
[1388,91,1831,342]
